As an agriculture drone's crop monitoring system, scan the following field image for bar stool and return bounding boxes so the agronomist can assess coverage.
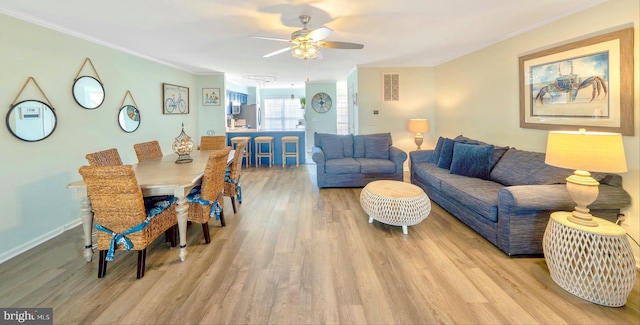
[281,135,299,167]
[230,136,251,168]
[254,136,274,167]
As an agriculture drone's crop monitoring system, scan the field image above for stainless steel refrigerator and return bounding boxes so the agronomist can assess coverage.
[238,104,260,129]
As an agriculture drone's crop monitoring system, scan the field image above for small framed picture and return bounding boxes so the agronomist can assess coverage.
[162,83,189,114]
[203,88,220,106]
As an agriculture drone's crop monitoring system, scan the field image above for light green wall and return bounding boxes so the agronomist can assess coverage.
[197,74,226,136]
[305,82,337,151]
[0,13,216,262]
[434,0,640,263]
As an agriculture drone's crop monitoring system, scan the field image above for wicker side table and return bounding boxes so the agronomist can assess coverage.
[543,211,636,307]
[360,180,431,234]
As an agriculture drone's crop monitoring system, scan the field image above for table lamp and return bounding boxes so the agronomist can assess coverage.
[543,128,635,307]
[408,119,430,150]
[545,128,627,226]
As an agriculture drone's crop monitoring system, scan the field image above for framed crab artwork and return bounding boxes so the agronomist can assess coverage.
[519,27,633,135]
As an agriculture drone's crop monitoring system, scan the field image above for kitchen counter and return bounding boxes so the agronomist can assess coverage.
[226,127,305,133]
[225,129,306,166]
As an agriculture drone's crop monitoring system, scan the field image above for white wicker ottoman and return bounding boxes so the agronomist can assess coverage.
[360,180,431,234]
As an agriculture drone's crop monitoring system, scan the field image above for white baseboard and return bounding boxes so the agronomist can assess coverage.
[0,219,82,265]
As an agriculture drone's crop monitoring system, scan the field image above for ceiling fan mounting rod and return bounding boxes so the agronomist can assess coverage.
[299,15,311,26]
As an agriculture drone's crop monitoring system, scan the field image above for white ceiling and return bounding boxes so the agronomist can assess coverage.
[0,0,606,88]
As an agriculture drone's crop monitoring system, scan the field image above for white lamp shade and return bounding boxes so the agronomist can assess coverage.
[545,129,627,173]
[408,119,430,133]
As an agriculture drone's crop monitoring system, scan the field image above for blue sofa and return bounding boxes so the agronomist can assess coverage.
[312,132,407,188]
[410,135,631,256]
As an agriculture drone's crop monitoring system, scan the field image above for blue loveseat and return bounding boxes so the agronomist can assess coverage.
[312,132,407,188]
[410,135,631,256]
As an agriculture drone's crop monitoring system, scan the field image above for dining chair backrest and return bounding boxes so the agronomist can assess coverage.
[134,140,163,162]
[86,148,123,166]
[227,140,244,183]
[78,164,178,279]
[79,165,147,237]
[199,135,227,150]
[200,147,232,203]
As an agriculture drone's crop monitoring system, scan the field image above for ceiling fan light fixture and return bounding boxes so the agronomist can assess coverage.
[291,42,319,59]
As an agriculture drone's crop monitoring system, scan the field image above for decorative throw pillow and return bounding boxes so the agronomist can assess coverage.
[320,134,345,160]
[427,136,445,163]
[436,138,457,169]
[364,136,390,159]
[449,143,494,179]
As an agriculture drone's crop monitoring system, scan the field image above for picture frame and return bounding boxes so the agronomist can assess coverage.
[202,88,220,106]
[519,27,633,135]
[162,83,189,114]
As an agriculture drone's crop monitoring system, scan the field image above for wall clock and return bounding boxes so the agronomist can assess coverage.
[311,92,332,113]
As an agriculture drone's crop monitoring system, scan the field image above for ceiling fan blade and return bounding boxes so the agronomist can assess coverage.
[320,41,364,49]
[306,27,333,42]
[263,47,291,58]
[250,36,291,43]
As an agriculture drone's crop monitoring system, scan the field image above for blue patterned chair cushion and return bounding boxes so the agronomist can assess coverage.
[144,196,178,218]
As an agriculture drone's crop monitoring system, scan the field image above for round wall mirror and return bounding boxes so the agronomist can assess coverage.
[118,105,140,133]
[6,100,57,142]
[73,76,105,109]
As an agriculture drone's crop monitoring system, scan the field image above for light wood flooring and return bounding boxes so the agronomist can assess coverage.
[0,165,638,324]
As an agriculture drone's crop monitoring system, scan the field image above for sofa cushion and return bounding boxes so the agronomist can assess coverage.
[364,136,390,159]
[357,158,396,174]
[320,134,346,159]
[325,158,360,174]
[427,136,445,163]
[453,135,508,170]
[489,148,571,186]
[412,161,451,191]
[440,176,503,222]
[354,133,392,158]
[437,138,457,169]
[450,143,494,179]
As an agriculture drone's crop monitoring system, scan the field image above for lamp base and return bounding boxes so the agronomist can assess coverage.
[565,170,600,227]
[414,134,424,150]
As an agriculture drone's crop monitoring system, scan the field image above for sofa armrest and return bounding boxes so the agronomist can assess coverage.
[498,184,631,212]
[312,146,325,168]
[409,150,434,163]
[389,146,408,165]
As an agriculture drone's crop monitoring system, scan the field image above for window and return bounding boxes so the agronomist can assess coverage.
[336,95,348,134]
[264,98,305,129]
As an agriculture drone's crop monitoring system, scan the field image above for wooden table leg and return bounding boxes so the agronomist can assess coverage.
[175,195,188,261]
[79,194,94,262]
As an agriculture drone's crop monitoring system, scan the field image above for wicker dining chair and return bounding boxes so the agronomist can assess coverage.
[134,140,163,162]
[79,165,179,279]
[86,148,123,166]
[224,140,245,214]
[186,147,231,244]
[198,135,227,150]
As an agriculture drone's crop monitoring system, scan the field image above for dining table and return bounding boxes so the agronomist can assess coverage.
[67,149,234,263]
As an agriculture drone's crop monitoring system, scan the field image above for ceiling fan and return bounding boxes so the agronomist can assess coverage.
[252,15,364,59]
